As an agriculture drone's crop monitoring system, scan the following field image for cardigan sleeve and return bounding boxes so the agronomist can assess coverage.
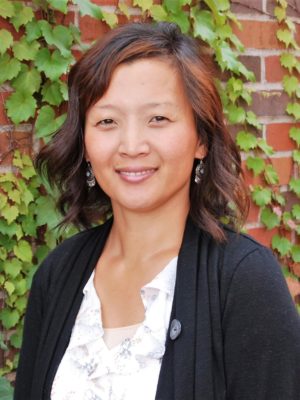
[222,247,300,400]
[13,262,49,400]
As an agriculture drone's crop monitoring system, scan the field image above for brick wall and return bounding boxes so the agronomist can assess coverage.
[0,0,299,292]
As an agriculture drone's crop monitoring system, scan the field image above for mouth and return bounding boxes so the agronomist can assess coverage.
[116,167,157,182]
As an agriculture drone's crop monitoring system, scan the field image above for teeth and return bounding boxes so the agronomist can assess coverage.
[120,169,154,176]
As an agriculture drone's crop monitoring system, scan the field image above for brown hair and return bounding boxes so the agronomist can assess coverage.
[36,22,249,241]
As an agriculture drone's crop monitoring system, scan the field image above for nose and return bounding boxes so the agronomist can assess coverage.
[118,121,150,157]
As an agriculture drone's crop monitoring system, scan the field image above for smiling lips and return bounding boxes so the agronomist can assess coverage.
[116,167,157,183]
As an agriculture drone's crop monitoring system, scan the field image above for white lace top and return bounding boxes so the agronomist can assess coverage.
[51,256,178,400]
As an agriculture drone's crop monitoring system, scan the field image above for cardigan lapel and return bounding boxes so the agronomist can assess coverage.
[156,218,201,400]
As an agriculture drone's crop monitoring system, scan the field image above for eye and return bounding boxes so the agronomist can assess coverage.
[97,118,115,126]
[150,116,168,123]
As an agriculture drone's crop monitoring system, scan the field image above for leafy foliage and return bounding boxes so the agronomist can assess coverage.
[0,0,299,392]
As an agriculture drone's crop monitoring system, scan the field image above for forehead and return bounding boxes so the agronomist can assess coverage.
[92,58,189,111]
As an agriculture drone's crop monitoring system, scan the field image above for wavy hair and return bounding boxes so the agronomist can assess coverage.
[36,22,249,241]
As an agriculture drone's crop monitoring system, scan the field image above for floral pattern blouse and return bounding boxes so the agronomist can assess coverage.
[51,256,178,400]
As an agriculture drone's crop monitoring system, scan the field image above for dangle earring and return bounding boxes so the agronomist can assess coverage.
[86,162,96,188]
[194,159,204,184]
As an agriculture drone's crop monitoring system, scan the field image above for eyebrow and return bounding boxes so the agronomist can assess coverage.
[93,102,176,111]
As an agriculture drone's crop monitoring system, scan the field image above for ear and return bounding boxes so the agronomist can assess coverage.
[195,142,207,160]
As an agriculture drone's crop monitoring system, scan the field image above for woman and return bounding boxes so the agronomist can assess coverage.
[14,22,300,399]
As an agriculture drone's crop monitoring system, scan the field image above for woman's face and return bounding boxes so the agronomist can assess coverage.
[84,58,206,215]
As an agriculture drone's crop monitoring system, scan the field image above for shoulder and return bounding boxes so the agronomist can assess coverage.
[33,219,112,288]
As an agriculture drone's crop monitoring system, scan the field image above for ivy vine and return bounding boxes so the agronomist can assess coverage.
[0,0,299,395]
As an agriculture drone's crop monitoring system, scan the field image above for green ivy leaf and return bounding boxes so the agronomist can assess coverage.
[48,0,68,13]
[3,258,22,279]
[280,53,298,73]
[11,65,41,95]
[292,204,300,219]
[102,12,118,28]
[0,192,7,209]
[227,104,245,124]
[163,0,182,13]
[20,215,36,237]
[4,281,15,296]
[236,131,257,151]
[11,2,34,32]
[12,38,40,61]
[0,53,21,84]
[25,20,42,42]
[73,0,103,19]
[0,308,19,329]
[293,149,300,164]
[14,239,32,263]
[1,204,19,224]
[14,277,27,295]
[0,29,13,54]
[289,126,300,146]
[0,376,14,400]
[246,111,261,129]
[118,2,130,18]
[283,75,299,96]
[274,6,286,22]
[0,220,22,239]
[41,80,64,106]
[252,186,272,206]
[35,105,66,139]
[38,21,73,57]
[272,234,292,256]
[6,91,36,124]
[21,165,36,180]
[0,0,15,18]
[35,48,71,81]
[191,8,216,42]
[133,0,153,12]
[261,207,280,230]
[10,328,23,348]
[168,11,190,33]
[277,28,296,48]
[290,177,300,196]
[291,245,300,262]
[286,102,300,120]
[257,138,274,156]
[35,196,60,228]
[246,156,265,176]
[264,164,279,185]
[8,189,21,204]
[150,4,168,21]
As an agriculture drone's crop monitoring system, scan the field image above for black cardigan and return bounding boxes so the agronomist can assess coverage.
[14,218,300,399]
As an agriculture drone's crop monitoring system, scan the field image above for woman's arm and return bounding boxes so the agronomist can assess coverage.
[222,247,300,400]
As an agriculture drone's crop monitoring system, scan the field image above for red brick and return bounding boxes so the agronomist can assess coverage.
[265,55,285,82]
[266,123,298,151]
[271,157,293,185]
[231,0,263,14]
[247,227,280,247]
[242,160,264,186]
[240,55,261,82]
[286,277,300,301]
[79,15,110,42]
[0,131,13,165]
[54,11,75,26]
[247,200,260,223]
[0,17,23,40]
[0,92,11,125]
[251,91,289,117]
[232,20,283,49]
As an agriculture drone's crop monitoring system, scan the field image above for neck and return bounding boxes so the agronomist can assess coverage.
[106,201,189,266]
